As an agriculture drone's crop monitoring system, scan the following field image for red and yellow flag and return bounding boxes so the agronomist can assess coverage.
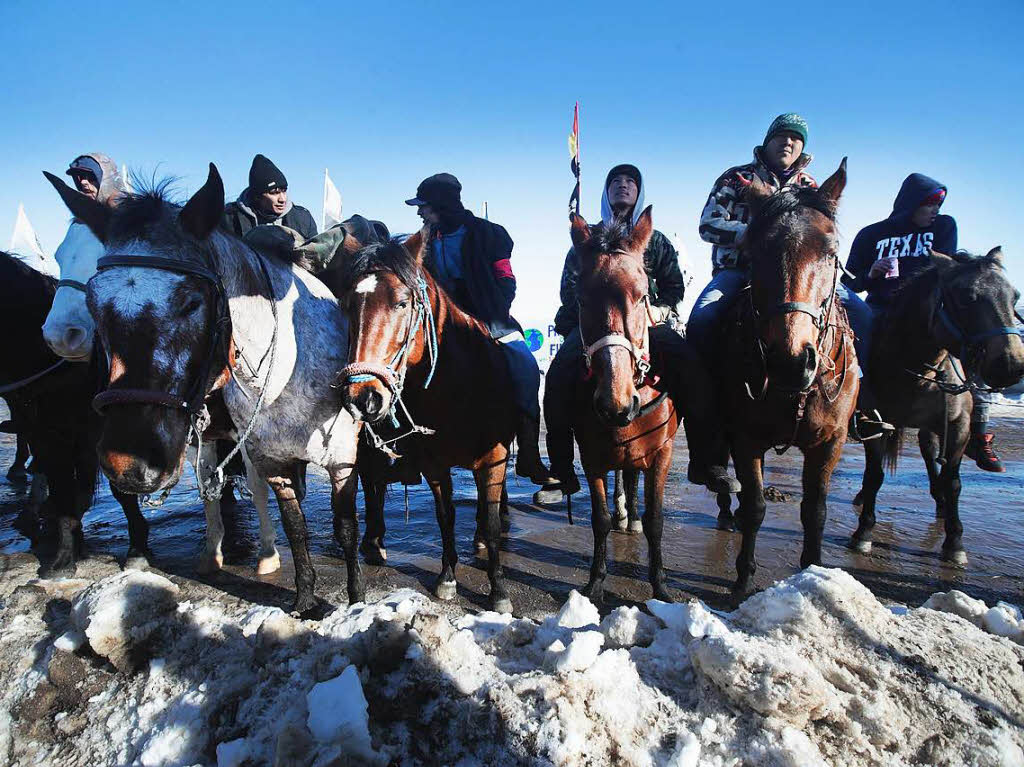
[568,102,580,216]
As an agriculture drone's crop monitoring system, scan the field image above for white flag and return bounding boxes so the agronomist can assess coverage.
[9,203,59,278]
[322,169,343,231]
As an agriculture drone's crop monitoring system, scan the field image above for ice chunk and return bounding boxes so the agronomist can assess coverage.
[922,589,988,624]
[555,590,600,629]
[983,602,1024,641]
[54,630,84,653]
[600,606,658,649]
[665,731,700,767]
[306,665,374,759]
[647,599,728,639]
[215,737,249,767]
[550,631,605,673]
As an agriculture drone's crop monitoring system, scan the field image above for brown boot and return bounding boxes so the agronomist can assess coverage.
[965,433,1005,473]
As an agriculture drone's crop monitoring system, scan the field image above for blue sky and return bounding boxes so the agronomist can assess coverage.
[2,0,1022,336]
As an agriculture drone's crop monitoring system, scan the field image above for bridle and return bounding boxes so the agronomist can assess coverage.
[579,254,656,388]
[934,287,1022,381]
[338,272,438,458]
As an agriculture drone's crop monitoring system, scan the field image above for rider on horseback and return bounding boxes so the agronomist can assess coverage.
[845,174,1005,472]
[66,153,127,207]
[405,173,558,488]
[544,163,741,498]
[221,154,318,240]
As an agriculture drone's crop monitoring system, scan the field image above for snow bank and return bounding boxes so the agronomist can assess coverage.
[1,561,1023,767]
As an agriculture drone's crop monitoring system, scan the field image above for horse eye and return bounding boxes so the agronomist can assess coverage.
[395,300,409,309]
[180,297,202,315]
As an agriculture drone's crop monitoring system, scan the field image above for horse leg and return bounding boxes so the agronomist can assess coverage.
[266,461,318,615]
[41,460,78,576]
[111,487,149,568]
[196,441,225,574]
[732,443,766,599]
[329,462,364,605]
[716,492,736,531]
[613,470,627,531]
[625,469,642,534]
[475,453,512,613]
[357,435,388,565]
[581,472,611,605]
[799,439,842,570]
[8,432,29,483]
[238,446,279,575]
[428,471,458,600]
[500,483,511,533]
[643,447,674,602]
[850,435,885,554]
[940,417,969,566]
[918,430,945,519]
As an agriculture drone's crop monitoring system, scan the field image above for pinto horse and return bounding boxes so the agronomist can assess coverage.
[338,232,518,613]
[567,208,682,604]
[851,248,1024,563]
[0,251,150,572]
[720,159,859,598]
[37,203,280,576]
[49,165,362,615]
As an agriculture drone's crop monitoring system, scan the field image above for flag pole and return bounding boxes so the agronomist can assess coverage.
[321,168,328,232]
[568,101,581,217]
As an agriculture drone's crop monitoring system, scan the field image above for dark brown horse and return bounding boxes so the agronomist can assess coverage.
[851,247,1024,563]
[338,231,518,613]
[568,207,681,604]
[721,159,859,597]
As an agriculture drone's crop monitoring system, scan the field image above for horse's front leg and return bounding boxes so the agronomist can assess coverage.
[733,440,766,599]
[799,438,843,570]
[265,461,319,616]
[241,445,279,575]
[329,461,364,604]
[427,470,458,600]
[850,434,886,554]
[474,448,512,613]
[918,429,946,520]
[620,469,642,534]
[110,487,149,568]
[195,440,225,574]
[939,417,969,566]
[581,471,611,605]
[716,492,736,531]
[643,445,674,602]
[356,434,388,565]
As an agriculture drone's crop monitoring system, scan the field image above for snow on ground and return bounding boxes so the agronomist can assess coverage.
[1,557,1022,767]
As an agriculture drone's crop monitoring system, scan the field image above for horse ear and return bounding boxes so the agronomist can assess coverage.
[627,205,654,255]
[403,228,427,265]
[570,213,591,251]
[986,246,1004,263]
[180,163,225,240]
[931,251,956,273]
[43,170,111,242]
[819,156,848,210]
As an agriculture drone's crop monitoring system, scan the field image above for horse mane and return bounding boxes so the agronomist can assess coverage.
[884,250,1003,326]
[743,185,836,250]
[340,238,422,291]
[0,250,57,299]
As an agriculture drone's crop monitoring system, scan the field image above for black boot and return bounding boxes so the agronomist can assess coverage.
[515,414,559,486]
[684,416,741,494]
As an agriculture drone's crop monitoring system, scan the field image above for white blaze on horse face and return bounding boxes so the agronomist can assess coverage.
[355,274,378,294]
[42,222,106,359]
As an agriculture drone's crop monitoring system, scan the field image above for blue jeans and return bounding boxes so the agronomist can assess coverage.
[687,268,748,359]
[836,283,874,371]
[500,338,541,420]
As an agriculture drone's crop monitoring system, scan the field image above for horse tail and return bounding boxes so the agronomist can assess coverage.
[884,428,904,475]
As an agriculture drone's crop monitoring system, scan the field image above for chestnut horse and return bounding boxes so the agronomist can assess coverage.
[338,232,517,613]
[722,159,859,597]
[851,247,1024,563]
[568,207,681,604]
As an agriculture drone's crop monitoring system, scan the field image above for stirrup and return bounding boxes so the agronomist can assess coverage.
[850,409,894,442]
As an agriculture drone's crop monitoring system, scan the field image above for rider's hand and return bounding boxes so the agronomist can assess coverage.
[868,259,890,279]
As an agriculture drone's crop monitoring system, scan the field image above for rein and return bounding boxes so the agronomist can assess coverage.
[339,274,438,459]
[56,279,89,293]
[90,251,280,501]
[579,283,656,388]
[0,359,67,396]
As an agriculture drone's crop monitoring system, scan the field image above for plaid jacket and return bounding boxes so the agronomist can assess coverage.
[699,147,816,272]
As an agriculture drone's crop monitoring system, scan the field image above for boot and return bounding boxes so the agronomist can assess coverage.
[687,463,741,495]
[965,433,1005,473]
[683,416,741,495]
[515,414,559,486]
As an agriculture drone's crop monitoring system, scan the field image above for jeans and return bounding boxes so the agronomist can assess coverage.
[971,387,993,431]
[499,338,541,420]
[835,283,874,370]
[686,268,748,360]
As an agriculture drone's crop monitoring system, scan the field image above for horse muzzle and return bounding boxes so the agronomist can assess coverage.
[594,389,641,427]
[766,343,819,393]
[42,320,94,361]
[98,449,180,495]
[343,381,392,424]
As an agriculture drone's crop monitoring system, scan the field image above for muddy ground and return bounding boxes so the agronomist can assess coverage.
[2,404,1022,619]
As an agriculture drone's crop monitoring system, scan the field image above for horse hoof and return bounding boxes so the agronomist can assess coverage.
[348,587,366,606]
[290,596,319,619]
[614,516,629,532]
[256,550,282,575]
[359,539,388,566]
[716,515,736,532]
[652,586,674,603]
[473,538,487,556]
[533,487,566,506]
[731,579,756,603]
[196,552,224,574]
[942,549,968,567]
[580,581,604,606]
[124,550,151,571]
[849,538,872,554]
[628,519,644,535]
[434,580,457,601]
[491,596,513,615]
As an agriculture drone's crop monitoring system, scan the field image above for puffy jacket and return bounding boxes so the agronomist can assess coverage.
[699,146,817,272]
[221,189,317,240]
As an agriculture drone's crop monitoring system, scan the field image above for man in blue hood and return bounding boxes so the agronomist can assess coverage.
[542,164,740,502]
[844,174,1003,472]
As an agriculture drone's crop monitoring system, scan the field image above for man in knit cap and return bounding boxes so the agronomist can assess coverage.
[221,154,317,239]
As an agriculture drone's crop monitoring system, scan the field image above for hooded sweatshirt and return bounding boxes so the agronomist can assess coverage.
[553,165,686,337]
[843,173,957,307]
[221,189,317,240]
[67,153,127,207]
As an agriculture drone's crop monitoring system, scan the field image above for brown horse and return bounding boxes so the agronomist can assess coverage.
[721,159,859,598]
[337,231,518,613]
[568,207,681,604]
[851,247,1024,563]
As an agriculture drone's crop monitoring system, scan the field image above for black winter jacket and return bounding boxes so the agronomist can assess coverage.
[553,228,685,337]
[221,189,318,240]
[424,210,522,339]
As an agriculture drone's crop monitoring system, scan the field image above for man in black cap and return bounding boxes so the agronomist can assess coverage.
[221,154,317,240]
[542,163,740,501]
[405,173,558,489]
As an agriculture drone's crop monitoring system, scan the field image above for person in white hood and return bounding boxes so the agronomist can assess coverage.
[66,153,126,207]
